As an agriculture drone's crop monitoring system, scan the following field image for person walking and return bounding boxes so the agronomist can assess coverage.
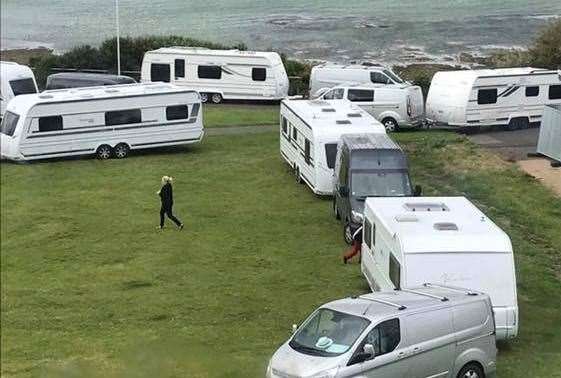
[157,176,184,230]
[343,226,363,264]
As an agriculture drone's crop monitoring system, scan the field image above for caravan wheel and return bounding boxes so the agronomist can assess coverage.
[382,117,399,132]
[200,93,209,103]
[211,93,223,104]
[96,145,113,160]
[114,143,129,159]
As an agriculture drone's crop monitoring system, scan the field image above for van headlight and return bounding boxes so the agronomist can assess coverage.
[309,367,339,378]
[351,210,364,224]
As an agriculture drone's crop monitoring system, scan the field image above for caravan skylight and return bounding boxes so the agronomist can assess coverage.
[322,108,336,112]
[404,202,449,212]
[336,120,351,125]
[434,222,459,231]
[348,113,362,118]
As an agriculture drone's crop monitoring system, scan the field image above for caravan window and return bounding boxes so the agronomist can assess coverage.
[477,89,497,104]
[38,116,63,132]
[292,127,298,141]
[198,65,222,80]
[175,59,185,78]
[364,218,373,248]
[166,105,189,120]
[304,139,311,165]
[281,117,289,135]
[252,67,267,81]
[348,89,374,102]
[549,85,561,100]
[151,64,171,83]
[0,111,20,136]
[324,143,338,169]
[526,86,539,97]
[370,72,390,85]
[389,254,401,289]
[105,109,142,126]
[10,78,37,96]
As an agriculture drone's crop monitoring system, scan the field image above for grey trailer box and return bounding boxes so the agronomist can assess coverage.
[537,105,561,163]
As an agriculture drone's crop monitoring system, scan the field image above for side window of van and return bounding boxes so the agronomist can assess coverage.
[370,72,390,85]
[105,109,142,126]
[166,105,189,120]
[405,309,453,345]
[323,88,344,100]
[348,89,374,102]
[453,301,488,331]
[362,318,400,357]
[252,67,267,81]
[38,116,63,132]
[364,219,372,248]
[151,64,171,83]
[174,59,185,78]
[549,85,561,100]
[477,89,497,104]
[198,65,222,80]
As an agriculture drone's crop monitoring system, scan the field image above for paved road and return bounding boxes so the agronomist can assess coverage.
[467,127,540,161]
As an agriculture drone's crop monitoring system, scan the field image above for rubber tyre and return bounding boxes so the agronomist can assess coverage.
[457,363,485,378]
[200,93,209,103]
[333,198,341,220]
[211,93,223,104]
[382,117,399,132]
[96,145,112,160]
[114,143,129,159]
[343,222,353,245]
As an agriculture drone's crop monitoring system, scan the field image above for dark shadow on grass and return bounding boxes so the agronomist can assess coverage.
[122,280,153,290]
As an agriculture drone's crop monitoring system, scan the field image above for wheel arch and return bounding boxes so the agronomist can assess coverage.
[454,349,489,377]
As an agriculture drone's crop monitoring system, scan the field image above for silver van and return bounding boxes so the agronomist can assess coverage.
[267,285,497,378]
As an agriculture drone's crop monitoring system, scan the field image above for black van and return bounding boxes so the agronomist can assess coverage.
[45,73,136,90]
[333,133,421,243]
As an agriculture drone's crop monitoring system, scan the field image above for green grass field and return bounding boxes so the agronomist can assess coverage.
[203,104,279,128]
[1,125,560,377]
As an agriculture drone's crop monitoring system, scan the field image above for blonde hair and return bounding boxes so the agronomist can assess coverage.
[161,176,173,184]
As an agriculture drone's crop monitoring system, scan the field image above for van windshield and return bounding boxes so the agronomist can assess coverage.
[289,308,370,357]
[352,170,412,197]
[383,70,404,84]
[1,111,20,137]
[10,78,37,96]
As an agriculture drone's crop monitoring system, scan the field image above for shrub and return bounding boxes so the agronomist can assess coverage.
[529,19,561,69]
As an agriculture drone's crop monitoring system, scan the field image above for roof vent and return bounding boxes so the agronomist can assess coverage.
[404,202,449,212]
[434,222,459,231]
[336,120,352,125]
[348,113,362,118]
[322,108,336,112]
[395,214,418,223]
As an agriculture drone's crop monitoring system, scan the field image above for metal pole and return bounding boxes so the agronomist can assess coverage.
[115,0,121,76]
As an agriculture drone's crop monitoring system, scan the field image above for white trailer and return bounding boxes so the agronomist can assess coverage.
[309,63,406,97]
[0,83,204,161]
[537,104,561,164]
[141,47,289,103]
[280,99,386,195]
[360,196,518,340]
[1,61,39,120]
[426,67,561,129]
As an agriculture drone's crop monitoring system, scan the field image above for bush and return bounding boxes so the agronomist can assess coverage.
[529,19,561,69]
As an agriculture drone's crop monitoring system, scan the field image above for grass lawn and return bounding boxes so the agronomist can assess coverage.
[1,129,560,377]
[204,104,279,128]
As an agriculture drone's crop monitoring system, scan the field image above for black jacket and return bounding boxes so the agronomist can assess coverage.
[159,183,173,207]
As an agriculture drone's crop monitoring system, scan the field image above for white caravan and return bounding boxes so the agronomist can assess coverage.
[360,196,518,340]
[426,67,561,129]
[0,83,204,161]
[141,47,289,103]
[1,61,39,120]
[309,63,406,97]
[280,99,386,195]
[318,84,425,131]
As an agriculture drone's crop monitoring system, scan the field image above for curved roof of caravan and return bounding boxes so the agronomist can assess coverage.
[281,99,386,135]
[434,67,558,82]
[6,83,198,114]
[1,61,35,78]
[365,196,512,254]
[146,47,282,60]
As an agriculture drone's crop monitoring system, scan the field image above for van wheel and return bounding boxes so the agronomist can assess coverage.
[333,198,341,220]
[96,145,113,160]
[295,167,303,184]
[457,363,485,378]
[382,117,399,132]
[344,222,353,245]
[114,143,129,159]
[200,93,209,103]
[211,93,223,104]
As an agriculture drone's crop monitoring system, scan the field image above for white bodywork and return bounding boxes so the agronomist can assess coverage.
[426,67,561,128]
[360,196,518,340]
[317,84,425,129]
[537,105,561,163]
[309,64,406,97]
[280,99,386,195]
[1,61,38,119]
[0,83,204,161]
[141,47,289,101]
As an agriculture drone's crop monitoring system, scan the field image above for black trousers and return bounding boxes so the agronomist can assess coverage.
[160,205,182,227]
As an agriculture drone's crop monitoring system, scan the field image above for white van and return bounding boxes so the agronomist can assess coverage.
[318,84,424,132]
[268,286,497,378]
[141,47,289,103]
[1,61,39,120]
[426,67,561,129]
[0,83,204,161]
[309,63,406,97]
[280,99,386,195]
[360,196,518,340]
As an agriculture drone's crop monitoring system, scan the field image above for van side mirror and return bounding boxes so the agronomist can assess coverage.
[292,324,298,334]
[349,344,375,365]
[363,344,375,358]
[414,185,422,197]
[339,186,349,197]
